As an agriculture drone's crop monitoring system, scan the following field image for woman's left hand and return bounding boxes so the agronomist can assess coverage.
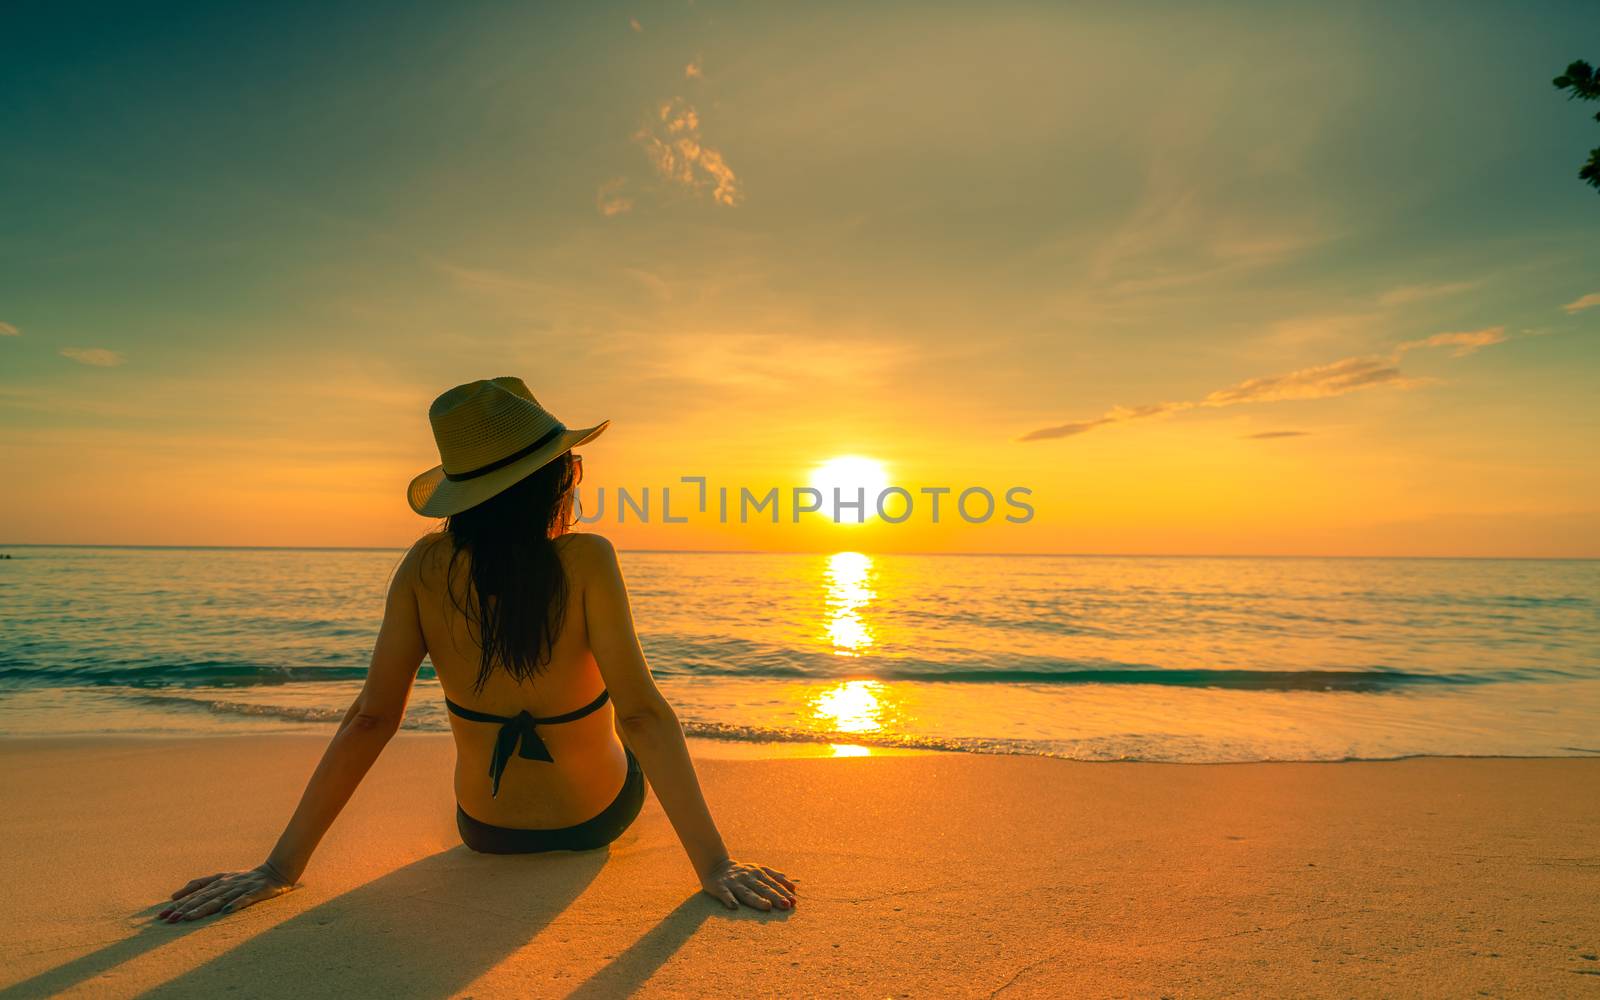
[158,863,296,923]
[700,857,797,911]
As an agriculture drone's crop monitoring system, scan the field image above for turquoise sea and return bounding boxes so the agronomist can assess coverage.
[1,545,1597,761]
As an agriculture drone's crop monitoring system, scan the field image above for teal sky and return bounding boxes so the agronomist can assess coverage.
[2,1,1597,553]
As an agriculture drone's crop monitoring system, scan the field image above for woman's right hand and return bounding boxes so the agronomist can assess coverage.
[701,858,797,911]
[159,862,296,923]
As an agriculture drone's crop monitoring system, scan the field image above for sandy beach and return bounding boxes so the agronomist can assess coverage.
[0,737,1594,998]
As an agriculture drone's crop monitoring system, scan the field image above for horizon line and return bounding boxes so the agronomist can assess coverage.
[0,542,1595,561]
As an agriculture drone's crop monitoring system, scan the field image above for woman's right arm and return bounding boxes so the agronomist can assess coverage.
[574,534,796,912]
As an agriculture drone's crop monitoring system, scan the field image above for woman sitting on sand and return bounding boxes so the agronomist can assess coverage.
[161,377,796,921]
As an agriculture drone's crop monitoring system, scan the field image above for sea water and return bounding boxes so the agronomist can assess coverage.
[1,546,1596,761]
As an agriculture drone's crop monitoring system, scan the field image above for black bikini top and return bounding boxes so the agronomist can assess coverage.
[444,689,610,798]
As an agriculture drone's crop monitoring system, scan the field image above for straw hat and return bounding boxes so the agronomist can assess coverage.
[407,377,608,518]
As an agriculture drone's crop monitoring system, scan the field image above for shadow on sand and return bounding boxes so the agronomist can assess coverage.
[4,846,608,998]
[5,847,786,998]
[557,894,789,999]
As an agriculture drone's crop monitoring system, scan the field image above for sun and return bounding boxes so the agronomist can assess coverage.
[809,456,890,523]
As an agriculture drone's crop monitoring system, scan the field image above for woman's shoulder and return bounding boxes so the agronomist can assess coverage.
[401,530,455,582]
[407,530,452,556]
[397,529,618,584]
[555,530,618,567]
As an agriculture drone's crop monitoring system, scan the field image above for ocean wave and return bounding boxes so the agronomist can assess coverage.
[89,691,1288,759]
[0,661,437,689]
[0,657,1563,693]
[651,661,1552,690]
[844,667,1516,690]
[123,690,364,725]
[85,690,1542,764]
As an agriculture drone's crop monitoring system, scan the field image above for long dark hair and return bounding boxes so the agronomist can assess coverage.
[443,452,581,692]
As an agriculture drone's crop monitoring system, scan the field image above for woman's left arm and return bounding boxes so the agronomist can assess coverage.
[160,542,430,923]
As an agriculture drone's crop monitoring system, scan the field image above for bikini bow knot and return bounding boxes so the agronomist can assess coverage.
[444,690,611,798]
[488,711,554,798]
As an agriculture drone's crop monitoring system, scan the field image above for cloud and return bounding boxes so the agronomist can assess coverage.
[685,57,703,80]
[1107,402,1185,420]
[1021,401,1189,441]
[620,267,670,300]
[1019,418,1114,442]
[1019,354,1409,441]
[1563,291,1600,314]
[1078,90,1331,297]
[1378,281,1476,306]
[1086,182,1320,295]
[1024,318,1510,441]
[636,97,741,207]
[0,321,18,336]
[595,178,633,217]
[1017,323,1515,442]
[1201,356,1418,407]
[1244,430,1311,439]
[60,347,125,367]
[691,148,738,206]
[1257,312,1383,351]
[1396,326,1506,357]
[629,17,642,32]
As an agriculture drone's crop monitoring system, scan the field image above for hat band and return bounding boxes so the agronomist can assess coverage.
[443,424,567,482]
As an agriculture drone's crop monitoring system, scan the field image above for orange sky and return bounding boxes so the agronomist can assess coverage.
[2,4,1597,556]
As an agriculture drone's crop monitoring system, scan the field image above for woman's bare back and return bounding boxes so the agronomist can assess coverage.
[158,381,793,921]
[412,531,630,829]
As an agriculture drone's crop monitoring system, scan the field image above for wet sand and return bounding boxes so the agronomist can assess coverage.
[1,735,1596,998]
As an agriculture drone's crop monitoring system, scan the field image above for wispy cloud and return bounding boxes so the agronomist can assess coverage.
[435,261,546,295]
[1378,281,1476,306]
[1021,401,1191,441]
[628,17,642,32]
[1202,356,1418,407]
[619,267,670,300]
[1077,80,1332,297]
[1086,180,1319,295]
[1396,326,1506,358]
[1020,327,1509,442]
[636,97,741,207]
[1019,419,1107,441]
[1244,430,1311,439]
[1563,291,1600,314]
[60,347,125,367]
[595,178,633,217]
[0,321,18,336]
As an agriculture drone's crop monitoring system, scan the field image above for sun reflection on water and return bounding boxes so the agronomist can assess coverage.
[823,551,876,656]
[809,555,893,755]
[810,679,888,734]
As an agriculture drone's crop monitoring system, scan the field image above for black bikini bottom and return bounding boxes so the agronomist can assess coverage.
[456,748,644,854]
